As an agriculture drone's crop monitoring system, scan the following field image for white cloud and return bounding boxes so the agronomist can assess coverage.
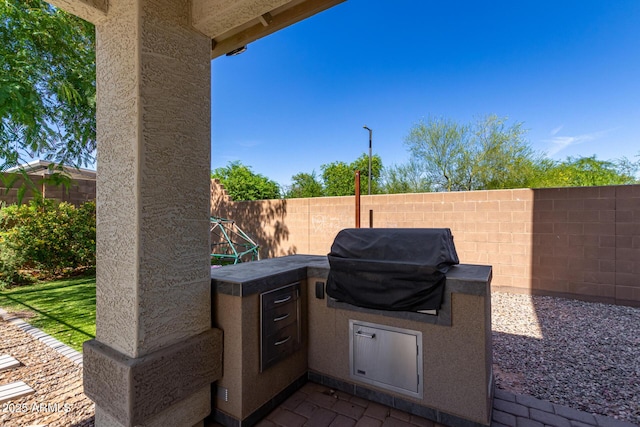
[550,125,564,136]
[543,129,609,157]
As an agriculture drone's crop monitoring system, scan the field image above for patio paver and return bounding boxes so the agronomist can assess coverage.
[0,354,20,372]
[209,383,639,427]
[0,381,35,404]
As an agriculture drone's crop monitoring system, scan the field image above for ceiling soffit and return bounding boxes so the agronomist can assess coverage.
[192,0,291,37]
[46,0,108,23]
[191,0,346,58]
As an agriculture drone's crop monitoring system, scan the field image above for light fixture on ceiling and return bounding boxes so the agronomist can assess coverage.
[226,46,247,56]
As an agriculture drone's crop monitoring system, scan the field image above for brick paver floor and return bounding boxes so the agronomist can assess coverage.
[257,382,445,427]
[491,389,638,427]
[213,382,639,427]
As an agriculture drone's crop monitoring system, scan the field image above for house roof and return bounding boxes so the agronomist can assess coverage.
[5,160,96,181]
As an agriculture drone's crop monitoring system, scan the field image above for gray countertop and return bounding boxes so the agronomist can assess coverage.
[211,255,491,300]
[210,255,329,297]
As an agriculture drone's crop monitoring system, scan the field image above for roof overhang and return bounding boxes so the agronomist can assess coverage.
[47,0,346,59]
[5,160,96,180]
[192,0,347,59]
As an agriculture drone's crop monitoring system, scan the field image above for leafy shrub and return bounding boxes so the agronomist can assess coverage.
[0,199,96,285]
[0,239,32,288]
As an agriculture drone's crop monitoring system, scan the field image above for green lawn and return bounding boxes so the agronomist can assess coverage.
[0,275,96,352]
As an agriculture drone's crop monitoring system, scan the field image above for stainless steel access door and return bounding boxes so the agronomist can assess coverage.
[349,320,423,398]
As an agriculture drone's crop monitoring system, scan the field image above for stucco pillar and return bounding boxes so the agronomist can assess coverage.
[81,0,222,426]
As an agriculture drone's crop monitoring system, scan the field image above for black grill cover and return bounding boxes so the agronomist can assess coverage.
[326,228,459,311]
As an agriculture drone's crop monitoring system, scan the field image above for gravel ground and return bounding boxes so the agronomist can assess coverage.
[492,292,640,425]
[0,317,94,427]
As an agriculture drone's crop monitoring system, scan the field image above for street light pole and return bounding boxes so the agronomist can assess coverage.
[363,126,372,195]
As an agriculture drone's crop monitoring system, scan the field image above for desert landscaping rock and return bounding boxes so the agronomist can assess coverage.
[0,318,94,427]
[492,292,640,425]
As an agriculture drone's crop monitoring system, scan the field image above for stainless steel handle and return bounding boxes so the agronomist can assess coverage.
[273,313,290,322]
[355,330,376,339]
[274,296,292,304]
[274,336,291,346]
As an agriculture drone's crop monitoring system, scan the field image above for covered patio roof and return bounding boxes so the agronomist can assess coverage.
[201,0,346,58]
[49,0,346,57]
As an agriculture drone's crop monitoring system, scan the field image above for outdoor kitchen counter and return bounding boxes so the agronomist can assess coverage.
[211,255,491,328]
[210,254,329,296]
[210,254,491,301]
[210,255,325,426]
[210,255,494,427]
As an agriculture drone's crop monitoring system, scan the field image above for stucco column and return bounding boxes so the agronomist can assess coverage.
[81,0,222,426]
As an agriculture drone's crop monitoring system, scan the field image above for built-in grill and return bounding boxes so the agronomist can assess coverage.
[326,228,459,312]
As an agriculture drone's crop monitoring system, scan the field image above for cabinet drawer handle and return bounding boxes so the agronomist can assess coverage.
[274,296,292,304]
[355,330,376,339]
[273,313,290,322]
[274,336,291,346]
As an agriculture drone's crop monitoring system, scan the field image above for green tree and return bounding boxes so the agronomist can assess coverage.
[211,161,280,201]
[404,116,467,191]
[320,154,382,196]
[286,171,324,198]
[351,153,383,194]
[405,115,543,191]
[612,153,640,183]
[532,156,638,188]
[0,0,96,170]
[381,159,432,194]
[321,161,352,196]
[466,115,542,190]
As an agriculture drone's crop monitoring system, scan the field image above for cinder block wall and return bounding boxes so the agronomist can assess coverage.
[212,183,640,307]
[0,174,96,206]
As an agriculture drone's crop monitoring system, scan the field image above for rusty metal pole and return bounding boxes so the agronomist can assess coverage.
[355,170,361,228]
[363,126,372,195]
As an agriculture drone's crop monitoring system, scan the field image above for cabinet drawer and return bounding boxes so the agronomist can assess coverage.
[260,283,302,372]
[261,284,299,310]
[262,300,297,337]
[263,321,299,368]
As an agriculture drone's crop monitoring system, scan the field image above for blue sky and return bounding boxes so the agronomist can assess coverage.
[211,0,640,188]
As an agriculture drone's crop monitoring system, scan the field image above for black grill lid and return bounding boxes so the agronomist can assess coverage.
[326,228,459,312]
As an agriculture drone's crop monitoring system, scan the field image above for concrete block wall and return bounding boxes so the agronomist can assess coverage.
[530,186,615,303]
[212,184,640,307]
[0,173,96,206]
[614,185,640,306]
